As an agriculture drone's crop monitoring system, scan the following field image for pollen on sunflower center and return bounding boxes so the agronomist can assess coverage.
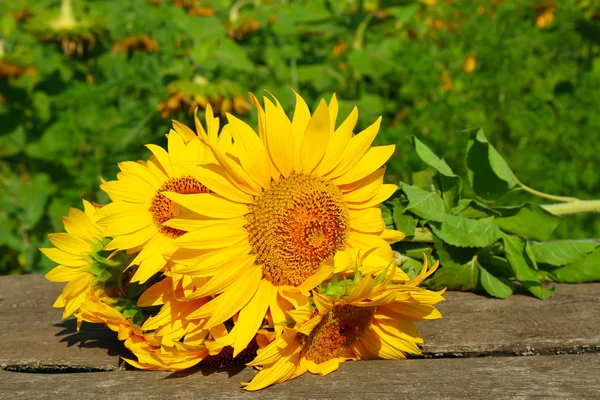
[301,304,376,364]
[246,172,349,287]
[149,175,209,238]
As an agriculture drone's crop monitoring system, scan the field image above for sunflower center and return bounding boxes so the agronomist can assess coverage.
[301,304,376,364]
[246,172,349,286]
[149,176,210,238]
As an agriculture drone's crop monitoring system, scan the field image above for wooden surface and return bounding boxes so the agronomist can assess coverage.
[1,275,599,399]
[2,355,600,399]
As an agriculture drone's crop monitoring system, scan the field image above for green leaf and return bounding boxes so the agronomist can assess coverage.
[0,127,26,158]
[430,215,501,248]
[479,248,515,280]
[412,136,455,176]
[426,238,480,291]
[467,129,518,199]
[437,174,462,211]
[411,167,437,188]
[392,206,417,236]
[13,173,54,228]
[211,40,254,72]
[424,258,480,292]
[380,203,393,228]
[541,248,600,283]
[493,203,561,241]
[401,184,447,222]
[479,266,515,299]
[530,241,599,267]
[452,199,501,219]
[502,234,555,300]
[387,4,419,24]
[398,256,423,280]
[400,243,433,260]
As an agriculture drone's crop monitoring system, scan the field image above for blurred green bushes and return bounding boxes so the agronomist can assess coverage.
[1,0,599,274]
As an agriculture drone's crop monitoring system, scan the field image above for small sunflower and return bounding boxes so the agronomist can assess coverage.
[243,258,444,391]
[98,106,230,284]
[42,200,116,318]
[161,91,405,357]
[77,294,208,371]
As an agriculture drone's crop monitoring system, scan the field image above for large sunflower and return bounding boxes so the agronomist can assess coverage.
[243,258,444,391]
[98,105,231,283]
[160,92,406,356]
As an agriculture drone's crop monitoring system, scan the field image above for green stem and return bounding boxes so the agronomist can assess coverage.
[352,13,373,50]
[408,227,435,243]
[518,181,579,203]
[542,200,600,216]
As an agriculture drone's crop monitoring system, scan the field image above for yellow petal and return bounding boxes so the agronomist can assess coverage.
[377,303,442,321]
[48,233,93,255]
[328,93,339,132]
[187,266,262,326]
[306,358,343,376]
[348,184,397,210]
[327,116,381,179]
[314,106,357,176]
[227,113,271,189]
[381,229,406,244]
[184,255,254,298]
[243,351,299,391]
[137,278,174,307]
[40,248,88,267]
[291,90,311,171]
[334,145,395,185]
[184,163,253,204]
[341,168,385,201]
[175,224,248,250]
[204,140,263,196]
[349,207,385,233]
[145,144,174,177]
[265,97,294,177]
[45,265,84,282]
[100,212,153,237]
[163,192,249,219]
[247,335,289,366]
[233,279,273,357]
[171,244,251,276]
[104,225,156,251]
[172,119,197,143]
[345,274,374,303]
[300,99,330,173]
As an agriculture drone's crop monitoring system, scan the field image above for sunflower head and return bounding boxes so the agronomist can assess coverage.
[244,256,444,391]
[41,200,135,318]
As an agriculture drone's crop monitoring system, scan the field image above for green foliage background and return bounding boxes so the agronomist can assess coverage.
[1,0,599,275]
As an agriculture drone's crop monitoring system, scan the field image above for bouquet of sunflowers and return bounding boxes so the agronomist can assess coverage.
[42,91,444,390]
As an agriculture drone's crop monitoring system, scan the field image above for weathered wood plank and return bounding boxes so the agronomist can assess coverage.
[2,355,599,399]
[419,282,600,356]
[0,275,122,370]
[1,275,599,370]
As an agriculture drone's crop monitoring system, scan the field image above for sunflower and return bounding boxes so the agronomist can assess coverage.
[42,200,113,318]
[243,257,444,391]
[159,91,406,357]
[77,294,208,371]
[98,105,231,284]
[125,273,273,371]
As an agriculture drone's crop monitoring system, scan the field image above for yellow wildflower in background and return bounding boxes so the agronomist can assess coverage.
[463,56,476,73]
[536,7,555,29]
[160,91,406,358]
[244,258,444,391]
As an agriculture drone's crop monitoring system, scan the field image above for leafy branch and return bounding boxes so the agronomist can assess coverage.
[383,129,600,300]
